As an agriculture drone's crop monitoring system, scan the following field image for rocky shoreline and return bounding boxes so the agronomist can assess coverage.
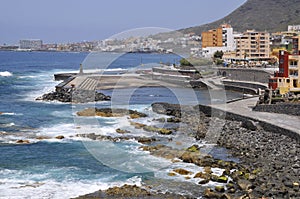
[74,103,299,199]
[152,102,300,198]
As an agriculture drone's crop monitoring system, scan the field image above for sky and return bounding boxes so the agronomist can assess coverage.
[0,0,247,45]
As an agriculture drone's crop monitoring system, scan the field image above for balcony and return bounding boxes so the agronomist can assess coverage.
[289,65,298,69]
[289,55,300,60]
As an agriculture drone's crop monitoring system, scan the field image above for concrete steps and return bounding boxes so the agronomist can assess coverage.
[200,78,222,90]
[78,77,98,90]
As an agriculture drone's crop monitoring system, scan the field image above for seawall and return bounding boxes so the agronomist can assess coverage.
[197,103,300,142]
[253,103,300,116]
[217,68,273,83]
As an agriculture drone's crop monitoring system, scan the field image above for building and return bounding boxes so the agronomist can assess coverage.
[288,25,300,32]
[269,43,300,94]
[235,30,270,59]
[292,35,300,55]
[19,39,43,50]
[201,24,235,57]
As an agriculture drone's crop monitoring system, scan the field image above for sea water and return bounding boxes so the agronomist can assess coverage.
[0,51,242,198]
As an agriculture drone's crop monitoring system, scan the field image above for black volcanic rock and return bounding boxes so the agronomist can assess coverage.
[36,88,111,103]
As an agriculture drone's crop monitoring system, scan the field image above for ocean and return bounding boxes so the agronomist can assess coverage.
[0,51,242,198]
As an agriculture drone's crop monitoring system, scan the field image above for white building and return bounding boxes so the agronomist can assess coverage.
[288,25,300,32]
[19,39,43,50]
[201,24,235,58]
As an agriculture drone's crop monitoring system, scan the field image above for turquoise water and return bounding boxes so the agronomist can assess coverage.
[0,51,241,198]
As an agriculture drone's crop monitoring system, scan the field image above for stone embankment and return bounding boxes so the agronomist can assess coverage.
[253,103,300,116]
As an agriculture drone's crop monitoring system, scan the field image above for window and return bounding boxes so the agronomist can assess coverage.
[290,61,298,66]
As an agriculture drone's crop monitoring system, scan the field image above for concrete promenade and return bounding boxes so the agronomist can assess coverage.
[64,73,185,90]
[211,97,300,137]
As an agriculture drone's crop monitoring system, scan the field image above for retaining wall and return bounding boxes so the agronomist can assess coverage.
[196,104,300,141]
[217,68,272,83]
[253,103,300,116]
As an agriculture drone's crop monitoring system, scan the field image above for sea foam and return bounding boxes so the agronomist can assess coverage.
[0,168,142,199]
[0,71,13,77]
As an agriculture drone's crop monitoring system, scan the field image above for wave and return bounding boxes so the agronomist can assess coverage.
[0,168,142,199]
[0,71,13,77]
[1,122,15,127]
[0,112,23,116]
[0,169,141,199]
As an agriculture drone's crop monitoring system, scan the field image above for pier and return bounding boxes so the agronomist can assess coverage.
[54,73,186,91]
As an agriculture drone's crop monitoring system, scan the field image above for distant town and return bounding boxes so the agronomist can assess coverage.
[1,24,300,62]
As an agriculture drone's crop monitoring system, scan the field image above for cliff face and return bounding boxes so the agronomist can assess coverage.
[180,0,300,34]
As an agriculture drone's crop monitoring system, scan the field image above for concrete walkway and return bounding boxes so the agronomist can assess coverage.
[211,97,300,135]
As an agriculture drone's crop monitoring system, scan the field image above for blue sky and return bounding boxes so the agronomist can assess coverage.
[0,0,246,44]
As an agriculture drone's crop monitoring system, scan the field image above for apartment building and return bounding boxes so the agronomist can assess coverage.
[201,24,235,57]
[235,30,270,59]
[19,39,43,50]
[292,35,300,55]
[288,25,300,32]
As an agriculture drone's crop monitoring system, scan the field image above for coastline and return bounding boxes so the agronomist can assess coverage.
[74,99,299,198]
[37,70,299,198]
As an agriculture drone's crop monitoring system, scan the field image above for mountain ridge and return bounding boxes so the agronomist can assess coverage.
[179,0,300,34]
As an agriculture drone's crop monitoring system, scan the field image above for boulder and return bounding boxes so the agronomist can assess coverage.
[187,144,199,152]
[151,102,181,117]
[203,188,221,198]
[130,121,146,129]
[167,117,181,123]
[179,151,201,164]
[37,88,111,103]
[241,120,258,131]
[215,185,225,193]
[168,172,176,176]
[55,135,65,139]
[194,172,211,180]
[173,168,193,175]
[216,175,228,183]
[198,179,210,184]
[77,108,147,118]
[115,128,131,134]
[76,133,98,140]
[136,137,157,144]
[36,136,51,140]
[142,125,172,135]
[204,166,212,174]
[158,128,172,135]
[105,184,150,197]
[16,140,30,144]
[210,174,219,182]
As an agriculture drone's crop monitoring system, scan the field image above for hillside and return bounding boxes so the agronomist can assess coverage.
[179,0,300,34]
